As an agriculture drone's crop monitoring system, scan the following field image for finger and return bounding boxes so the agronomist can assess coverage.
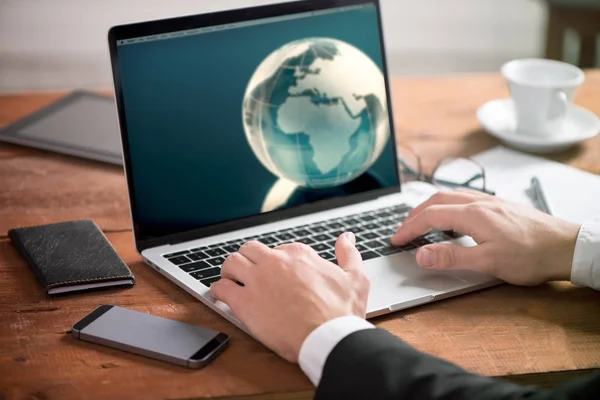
[415,243,488,272]
[238,240,271,263]
[454,187,494,198]
[210,278,244,307]
[404,191,483,223]
[273,242,295,251]
[221,252,254,284]
[334,232,363,275]
[391,204,472,245]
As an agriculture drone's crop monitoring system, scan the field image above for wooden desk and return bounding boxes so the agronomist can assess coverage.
[1,72,600,399]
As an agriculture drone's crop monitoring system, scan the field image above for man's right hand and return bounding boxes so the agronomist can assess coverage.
[391,190,581,286]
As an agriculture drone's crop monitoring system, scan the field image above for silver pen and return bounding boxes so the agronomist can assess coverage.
[531,176,554,215]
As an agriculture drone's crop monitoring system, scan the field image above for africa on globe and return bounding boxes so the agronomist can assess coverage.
[242,37,390,189]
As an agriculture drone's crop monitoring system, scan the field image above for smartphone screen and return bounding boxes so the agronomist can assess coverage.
[72,305,228,368]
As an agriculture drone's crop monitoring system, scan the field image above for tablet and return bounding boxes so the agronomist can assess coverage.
[0,91,123,164]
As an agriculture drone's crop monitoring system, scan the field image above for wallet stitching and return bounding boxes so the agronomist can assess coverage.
[46,275,134,289]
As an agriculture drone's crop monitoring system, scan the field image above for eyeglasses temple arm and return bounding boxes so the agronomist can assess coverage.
[426,175,495,196]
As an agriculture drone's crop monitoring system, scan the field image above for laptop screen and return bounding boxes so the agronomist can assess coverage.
[114,1,399,242]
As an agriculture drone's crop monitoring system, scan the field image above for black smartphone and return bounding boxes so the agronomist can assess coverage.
[72,305,229,368]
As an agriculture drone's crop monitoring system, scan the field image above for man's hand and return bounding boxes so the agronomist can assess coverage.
[210,232,369,363]
[391,190,581,286]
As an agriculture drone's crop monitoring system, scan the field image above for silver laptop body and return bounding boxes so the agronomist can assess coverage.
[108,0,499,334]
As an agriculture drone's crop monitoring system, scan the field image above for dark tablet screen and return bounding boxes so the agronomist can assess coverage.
[0,91,122,164]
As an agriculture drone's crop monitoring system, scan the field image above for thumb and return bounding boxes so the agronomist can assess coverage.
[416,243,485,271]
[335,232,363,274]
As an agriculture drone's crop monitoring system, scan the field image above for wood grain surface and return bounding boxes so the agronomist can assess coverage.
[1,72,599,399]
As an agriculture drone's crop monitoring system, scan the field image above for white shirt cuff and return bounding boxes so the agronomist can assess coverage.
[298,315,374,386]
[571,218,600,290]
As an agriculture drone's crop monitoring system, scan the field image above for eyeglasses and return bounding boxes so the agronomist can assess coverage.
[397,145,495,195]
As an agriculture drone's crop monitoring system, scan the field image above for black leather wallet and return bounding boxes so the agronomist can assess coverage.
[8,220,135,295]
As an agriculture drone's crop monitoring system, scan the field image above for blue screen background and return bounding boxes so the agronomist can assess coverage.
[117,4,398,239]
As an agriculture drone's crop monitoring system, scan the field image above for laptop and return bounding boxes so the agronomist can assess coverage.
[108,0,499,332]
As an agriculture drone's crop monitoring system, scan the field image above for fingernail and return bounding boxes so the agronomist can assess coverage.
[418,248,436,268]
[344,232,356,245]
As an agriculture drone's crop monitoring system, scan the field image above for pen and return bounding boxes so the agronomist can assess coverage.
[531,176,553,215]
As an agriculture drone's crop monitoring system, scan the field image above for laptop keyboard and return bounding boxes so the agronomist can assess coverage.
[161,204,459,288]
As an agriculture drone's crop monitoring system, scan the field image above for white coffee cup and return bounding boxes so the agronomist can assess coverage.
[501,58,584,137]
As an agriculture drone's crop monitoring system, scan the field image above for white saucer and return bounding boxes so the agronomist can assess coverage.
[477,99,600,154]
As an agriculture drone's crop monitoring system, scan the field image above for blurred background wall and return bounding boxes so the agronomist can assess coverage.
[0,0,594,93]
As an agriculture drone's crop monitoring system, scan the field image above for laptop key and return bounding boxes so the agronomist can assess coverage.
[378,246,404,256]
[362,232,378,240]
[187,252,209,261]
[258,236,278,245]
[326,222,344,230]
[348,226,364,233]
[326,240,337,249]
[312,243,329,252]
[377,228,396,237]
[411,237,431,247]
[297,237,315,245]
[309,225,327,233]
[167,255,191,265]
[359,215,376,222]
[223,244,240,253]
[365,240,386,250]
[363,223,379,231]
[164,250,190,258]
[344,218,360,225]
[293,229,312,237]
[360,251,380,261]
[318,251,335,260]
[401,243,417,251]
[276,233,295,241]
[205,248,227,257]
[391,204,412,214]
[312,234,331,242]
[379,219,397,227]
[190,267,221,280]
[355,244,368,252]
[200,276,221,287]
[179,260,211,273]
[329,230,344,238]
[207,256,226,266]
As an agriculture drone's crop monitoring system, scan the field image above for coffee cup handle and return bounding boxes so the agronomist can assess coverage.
[549,90,568,122]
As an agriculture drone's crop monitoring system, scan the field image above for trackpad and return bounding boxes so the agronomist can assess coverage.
[400,273,467,291]
[364,253,471,312]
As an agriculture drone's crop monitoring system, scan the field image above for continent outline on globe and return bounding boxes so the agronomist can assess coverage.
[242,37,390,189]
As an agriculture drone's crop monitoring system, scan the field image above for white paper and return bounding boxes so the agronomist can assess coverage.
[469,146,600,224]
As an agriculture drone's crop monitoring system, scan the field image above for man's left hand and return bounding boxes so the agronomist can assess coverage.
[210,232,369,363]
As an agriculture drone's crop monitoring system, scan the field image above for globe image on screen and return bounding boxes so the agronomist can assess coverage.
[242,37,390,189]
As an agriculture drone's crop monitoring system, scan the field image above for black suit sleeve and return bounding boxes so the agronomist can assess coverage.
[315,329,600,400]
